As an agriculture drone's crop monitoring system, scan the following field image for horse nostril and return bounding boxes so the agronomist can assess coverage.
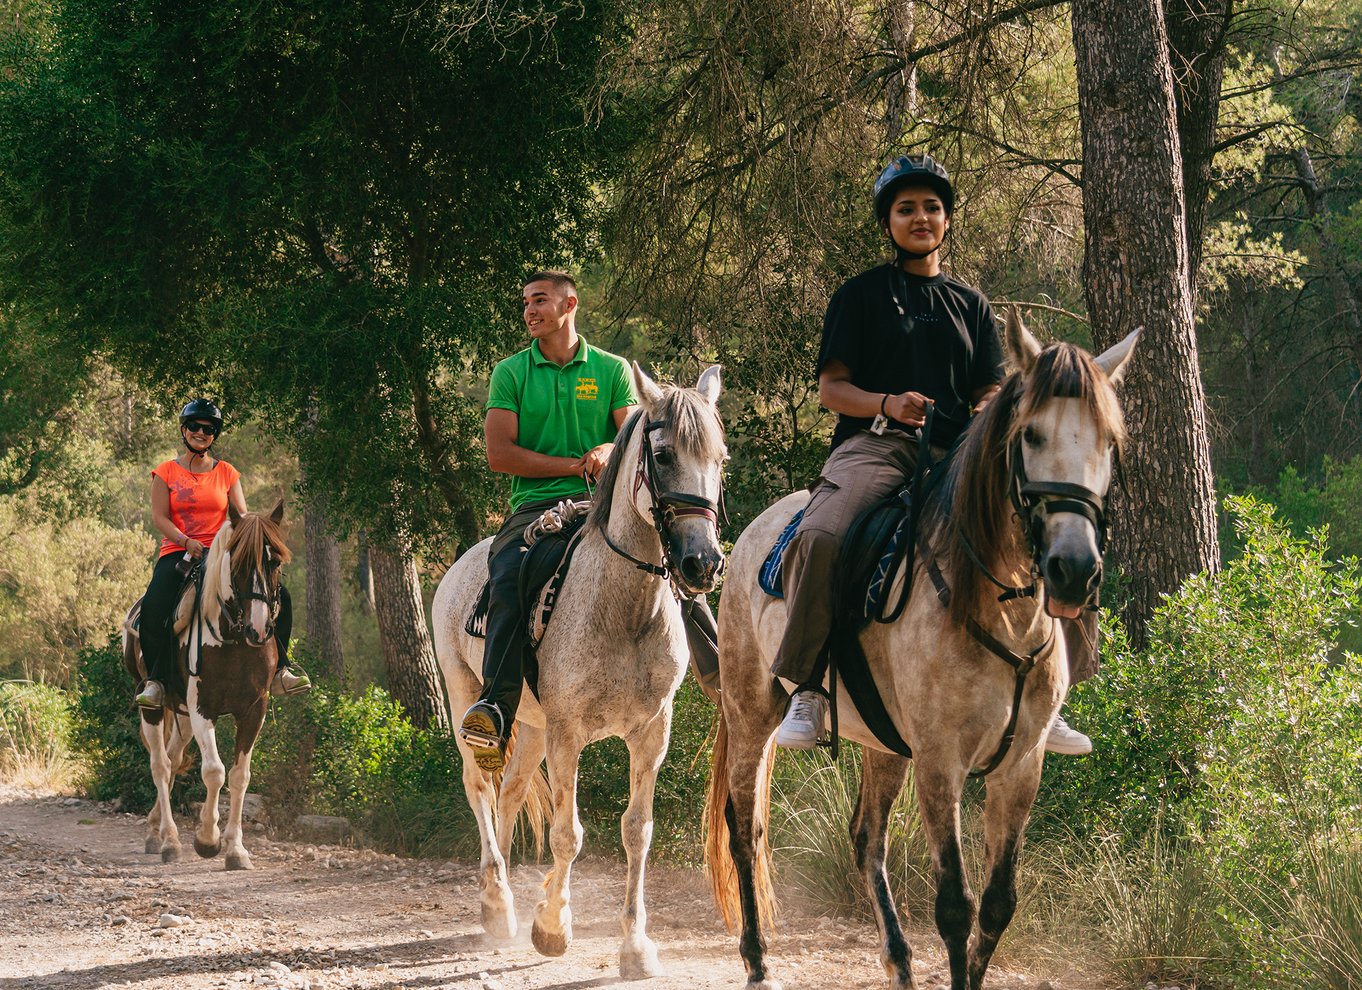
[1045,555,1071,590]
[680,555,706,587]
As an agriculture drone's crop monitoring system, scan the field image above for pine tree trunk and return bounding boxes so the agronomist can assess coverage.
[304,503,345,678]
[356,532,375,615]
[369,541,449,731]
[1165,0,1231,295]
[1072,0,1221,646]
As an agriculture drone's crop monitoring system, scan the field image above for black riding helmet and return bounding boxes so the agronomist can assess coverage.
[873,153,954,225]
[179,398,223,435]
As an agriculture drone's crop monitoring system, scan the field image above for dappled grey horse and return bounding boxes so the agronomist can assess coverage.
[432,363,726,979]
[706,311,1137,990]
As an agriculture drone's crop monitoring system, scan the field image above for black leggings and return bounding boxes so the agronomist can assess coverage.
[140,553,293,683]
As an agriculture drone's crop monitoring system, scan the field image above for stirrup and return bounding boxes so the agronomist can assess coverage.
[459,702,508,773]
[135,681,165,710]
[271,668,312,697]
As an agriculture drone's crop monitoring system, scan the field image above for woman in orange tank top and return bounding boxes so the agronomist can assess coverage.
[133,399,311,709]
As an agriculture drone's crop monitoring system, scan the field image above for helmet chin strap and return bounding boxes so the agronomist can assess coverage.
[183,433,214,463]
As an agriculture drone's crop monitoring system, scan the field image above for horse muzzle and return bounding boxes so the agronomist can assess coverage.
[1040,545,1102,613]
[674,546,725,596]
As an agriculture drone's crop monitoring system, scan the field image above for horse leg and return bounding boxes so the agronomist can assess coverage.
[723,730,782,990]
[532,729,587,958]
[450,660,518,940]
[968,757,1043,990]
[188,685,225,859]
[617,712,671,980]
[222,698,267,871]
[141,711,180,862]
[916,766,975,990]
[853,750,916,990]
[495,722,547,864]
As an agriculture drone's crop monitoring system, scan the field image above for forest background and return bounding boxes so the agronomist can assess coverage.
[1,0,1361,986]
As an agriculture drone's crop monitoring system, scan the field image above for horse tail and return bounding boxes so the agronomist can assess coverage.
[703,714,778,935]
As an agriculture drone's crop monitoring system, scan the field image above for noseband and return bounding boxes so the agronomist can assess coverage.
[1010,434,1110,559]
[222,546,282,645]
[604,418,722,588]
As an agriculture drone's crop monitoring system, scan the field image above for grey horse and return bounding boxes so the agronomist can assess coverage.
[433,363,727,979]
[706,310,1137,990]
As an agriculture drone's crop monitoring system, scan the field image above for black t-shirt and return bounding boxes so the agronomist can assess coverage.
[818,264,1005,450]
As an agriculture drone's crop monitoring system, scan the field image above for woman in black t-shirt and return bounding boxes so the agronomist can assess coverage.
[771,154,1092,757]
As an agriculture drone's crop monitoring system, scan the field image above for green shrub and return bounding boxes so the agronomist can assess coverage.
[72,637,169,811]
[0,679,79,788]
[1037,495,1362,853]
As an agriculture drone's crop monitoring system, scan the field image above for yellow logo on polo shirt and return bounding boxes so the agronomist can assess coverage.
[575,377,599,401]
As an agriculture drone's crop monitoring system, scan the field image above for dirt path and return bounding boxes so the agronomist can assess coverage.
[0,787,1095,989]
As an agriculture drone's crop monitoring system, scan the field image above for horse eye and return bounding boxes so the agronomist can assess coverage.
[654,448,674,466]
[1023,426,1043,446]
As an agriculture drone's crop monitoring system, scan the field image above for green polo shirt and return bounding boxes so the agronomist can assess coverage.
[487,336,637,510]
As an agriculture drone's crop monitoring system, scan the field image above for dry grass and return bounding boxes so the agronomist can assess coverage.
[0,681,83,794]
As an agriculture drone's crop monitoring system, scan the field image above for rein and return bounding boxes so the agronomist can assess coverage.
[604,418,722,594]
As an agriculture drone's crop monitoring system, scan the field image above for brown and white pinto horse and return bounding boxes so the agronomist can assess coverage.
[123,500,290,870]
[706,312,1137,990]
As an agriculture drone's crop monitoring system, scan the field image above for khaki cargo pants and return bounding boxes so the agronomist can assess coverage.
[771,429,1099,686]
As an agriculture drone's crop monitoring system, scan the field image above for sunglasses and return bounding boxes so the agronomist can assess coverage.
[185,421,219,437]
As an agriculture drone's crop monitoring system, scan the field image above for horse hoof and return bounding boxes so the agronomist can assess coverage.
[481,903,518,940]
[619,946,665,980]
[225,853,253,871]
[145,837,160,855]
[160,845,180,864]
[531,920,570,957]
[193,836,221,859]
[747,980,782,990]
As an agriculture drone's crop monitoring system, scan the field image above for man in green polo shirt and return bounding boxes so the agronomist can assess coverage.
[459,270,638,772]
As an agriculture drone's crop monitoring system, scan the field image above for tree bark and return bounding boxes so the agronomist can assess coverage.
[1071,0,1221,645]
[1165,0,1232,296]
[304,502,345,678]
[369,541,449,731]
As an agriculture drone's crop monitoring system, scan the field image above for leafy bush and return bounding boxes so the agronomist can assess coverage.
[0,679,79,788]
[247,679,477,857]
[69,636,205,812]
[1037,496,1362,851]
[0,496,148,686]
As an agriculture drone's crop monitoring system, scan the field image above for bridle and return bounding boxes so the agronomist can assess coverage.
[603,417,724,592]
[220,544,283,647]
[958,433,1112,610]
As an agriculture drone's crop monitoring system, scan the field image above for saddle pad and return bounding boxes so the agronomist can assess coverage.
[464,515,586,643]
[758,508,805,598]
[837,488,912,623]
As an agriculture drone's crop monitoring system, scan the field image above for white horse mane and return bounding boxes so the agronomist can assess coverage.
[173,521,233,645]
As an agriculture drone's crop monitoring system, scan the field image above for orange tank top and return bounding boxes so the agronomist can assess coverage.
[151,459,242,559]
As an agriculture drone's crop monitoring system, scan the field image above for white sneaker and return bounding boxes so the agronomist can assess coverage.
[774,690,828,750]
[1045,715,1093,755]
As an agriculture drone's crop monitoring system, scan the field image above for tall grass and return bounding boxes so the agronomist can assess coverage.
[769,746,935,918]
[1276,843,1362,990]
[0,680,82,791]
[1066,828,1225,986]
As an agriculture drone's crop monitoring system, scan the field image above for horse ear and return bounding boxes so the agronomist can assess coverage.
[228,503,242,526]
[696,364,722,407]
[269,498,285,524]
[1004,306,1042,372]
[1094,327,1140,386]
[632,361,665,410]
